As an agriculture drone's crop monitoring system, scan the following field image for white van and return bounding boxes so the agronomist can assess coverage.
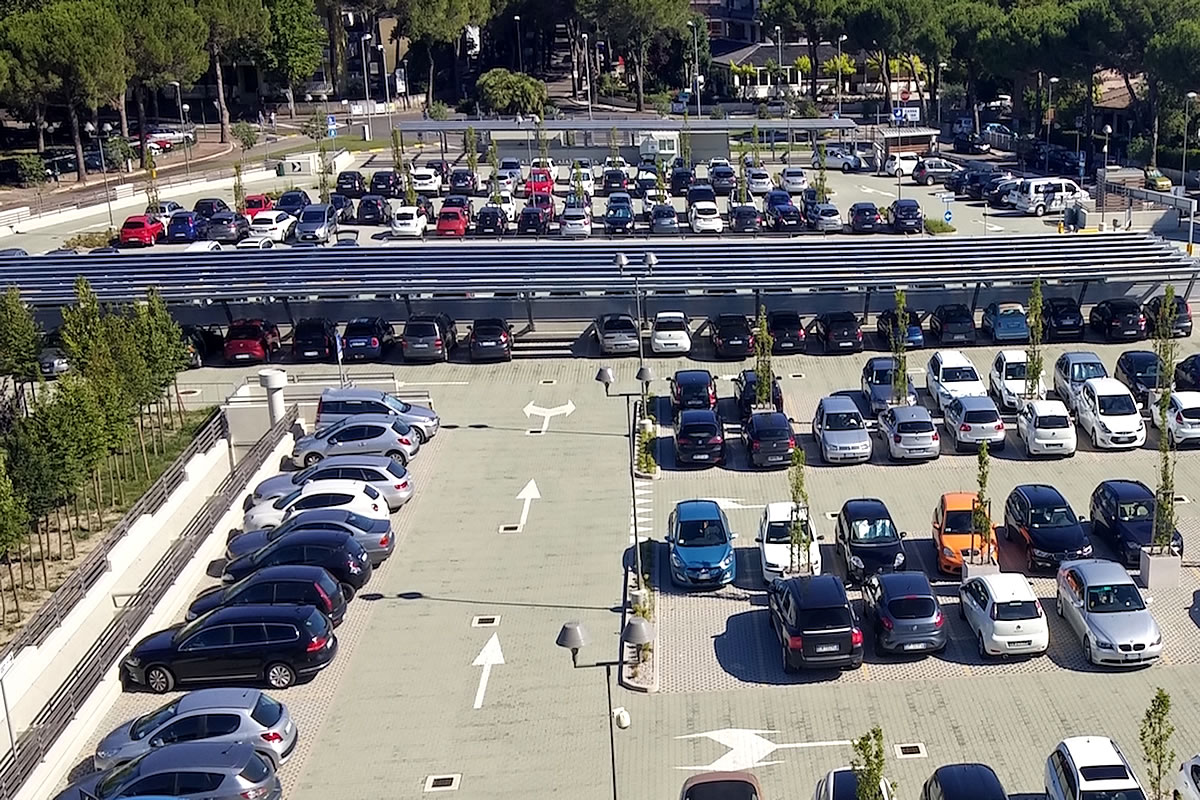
[951,116,974,135]
[1013,177,1084,217]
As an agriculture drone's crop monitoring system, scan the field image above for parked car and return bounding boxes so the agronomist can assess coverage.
[1015,399,1077,457]
[981,302,1030,342]
[467,317,513,361]
[863,571,946,654]
[225,507,393,566]
[923,763,1009,800]
[206,211,250,243]
[876,308,924,349]
[651,311,691,355]
[223,320,281,364]
[59,741,282,800]
[673,409,725,467]
[340,316,395,361]
[390,205,427,238]
[883,152,920,177]
[274,191,309,218]
[768,575,864,671]
[666,499,737,588]
[958,571,1049,657]
[742,412,795,468]
[119,215,164,246]
[912,158,956,186]
[812,311,863,352]
[885,198,923,233]
[253,456,411,520]
[1054,351,1109,413]
[812,395,871,464]
[988,350,1046,409]
[559,207,592,237]
[681,773,763,800]
[1046,737,1146,800]
[930,304,977,344]
[848,202,882,233]
[670,167,694,196]
[167,211,210,242]
[294,203,337,243]
[987,178,1020,208]
[688,201,723,233]
[517,205,551,235]
[877,406,940,461]
[814,146,862,172]
[710,313,754,359]
[1004,483,1092,571]
[250,210,296,242]
[291,317,338,362]
[329,193,355,223]
[648,204,680,234]
[526,192,555,221]
[436,207,468,237]
[861,356,917,415]
[399,313,457,362]
[410,167,440,195]
[1143,294,1193,337]
[449,169,478,195]
[932,492,991,575]
[369,170,401,197]
[193,197,230,219]
[669,369,717,417]
[313,387,439,442]
[1180,354,1200,391]
[592,313,639,355]
[1114,349,1165,407]
[145,200,184,227]
[335,170,366,198]
[475,206,509,236]
[1056,559,1162,665]
[834,498,906,581]
[954,133,992,154]
[242,477,385,530]
[289,416,419,468]
[604,204,636,234]
[710,165,737,194]
[1090,479,1182,566]
[1075,377,1146,449]
[1044,297,1086,339]
[779,166,809,192]
[1090,298,1146,341]
[943,395,1006,452]
[181,325,224,368]
[1152,390,1200,447]
[222,527,373,599]
[731,369,783,422]
[186,565,348,628]
[766,309,805,353]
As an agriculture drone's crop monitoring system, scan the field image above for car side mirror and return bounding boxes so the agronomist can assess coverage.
[754,536,763,543]
[900,531,908,538]
[730,532,739,540]
[1079,514,1087,522]
[816,534,825,541]
[150,737,164,748]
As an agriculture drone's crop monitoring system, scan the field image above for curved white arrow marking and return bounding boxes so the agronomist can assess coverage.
[523,399,576,432]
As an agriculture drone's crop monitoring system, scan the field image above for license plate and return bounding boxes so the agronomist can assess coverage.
[697,571,710,578]
[815,643,838,654]
[413,343,428,348]
[1010,640,1031,648]
[480,341,496,347]
[839,341,853,347]
[780,342,794,348]
[952,334,966,340]
[729,340,744,346]
[1046,442,1062,448]
[304,350,318,357]
[768,455,784,462]
[1125,651,1142,661]
[693,454,709,460]
[903,642,926,651]
[235,353,250,360]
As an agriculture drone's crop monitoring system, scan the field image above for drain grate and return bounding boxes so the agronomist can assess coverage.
[540,379,557,385]
[824,511,838,520]
[525,429,545,436]
[472,615,500,627]
[424,774,462,792]
[789,373,805,379]
[497,524,521,534]
[894,743,927,759]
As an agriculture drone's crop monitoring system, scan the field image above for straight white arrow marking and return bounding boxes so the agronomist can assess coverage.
[515,479,540,530]
[472,633,505,709]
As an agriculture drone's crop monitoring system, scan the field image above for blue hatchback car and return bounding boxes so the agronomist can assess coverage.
[982,302,1031,343]
[1089,479,1183,567]
[166,211,209,242]
[667,500,737,588]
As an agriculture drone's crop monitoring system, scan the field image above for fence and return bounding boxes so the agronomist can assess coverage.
[0,405,296,798]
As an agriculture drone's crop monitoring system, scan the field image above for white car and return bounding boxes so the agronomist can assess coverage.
[1075,377,1145,450]
[568,161,595,195]
[184,240,222,252]
[689,201,723,233]
[498,158,523,179]
[958,572,1049,658]
[530,157,556,180]
[707,157,730,172]
[390,206,427,238]
[926,350,988,411]
[988,350,1047,410]
[756,502,822,583]
[491,169,517,194]
[146,201,184,227]
[639,190,669,220]
[1150,390,1200,448]
[410,167,440,195]
[650,311,692,354]
[813,146,862,172]
[883,152,920,177]
[1176,754,1200,800]
[1046,737,1145,800]
[779,167,808,192]
[250,210,296,242]
[494,190,516,220]
[600,156,631,178]
[146,126,194,144]
[241,479,386,530]
[746,168,772,194]
[235,236,275,249]
[814,768,893,800]
[1015,400,1077,457]
[559,207,592,237]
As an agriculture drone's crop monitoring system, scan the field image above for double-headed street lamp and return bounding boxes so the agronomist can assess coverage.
[1044,75,1059,173]
[83,121,114,228]
[687,20,702,117]
[582,33,594,121]
[1183,91,1197,192]
[837,34,848,118]
[377,43,394,133]
[774,25,784,99]
[360,33,373,114]
[514,15,523,73]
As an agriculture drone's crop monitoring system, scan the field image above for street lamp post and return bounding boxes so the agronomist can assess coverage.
[837,35,847,118]
[377,43,394,134]
[181,104,193,175]
[170,81,192,176]
[514,15,523,73]
[1101,123,1113,212]
[1044,76,1059,173]
[84,121,115,228]
[774,25,783,98]
[687,20,701,118]
[582,33,594,121]
[937,61,948,140]
[1183,91,1197,192]
[360,33,373,116]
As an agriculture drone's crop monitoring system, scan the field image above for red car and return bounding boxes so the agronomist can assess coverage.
[436,208,468,237]
[222,319,282,363]
[118,215,164,246]
[244,194,274,219]
[524,168,554,197]
[527,192,556,222]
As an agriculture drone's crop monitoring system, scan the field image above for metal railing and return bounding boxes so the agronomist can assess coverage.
[0,405,297,798]
[0,408,226,661]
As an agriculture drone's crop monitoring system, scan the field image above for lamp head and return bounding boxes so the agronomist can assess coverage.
[636,365,655,384]
[622,617,655,646]
[595,367,614,387]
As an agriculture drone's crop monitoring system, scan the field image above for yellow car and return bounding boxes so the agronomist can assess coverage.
[1144,167,1172,191]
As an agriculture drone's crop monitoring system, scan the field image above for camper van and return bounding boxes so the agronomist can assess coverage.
[1012,177,1085,216]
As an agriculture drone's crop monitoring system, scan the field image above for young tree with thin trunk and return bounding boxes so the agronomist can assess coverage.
[851,726,892,800]
[891,290,908,406]
[788,447,812,573]
[0,453,28,617]
[754,305,775,405]
[301,111,332,202]
[1025,277,1044,401]
[1152,285,1180,550]
[466,126,478,175]
[488,138,502,206]
[973,439,992,563]
[1140,687,1174,800]
[0,286,42,408]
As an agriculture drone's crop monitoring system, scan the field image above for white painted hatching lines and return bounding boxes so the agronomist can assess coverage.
[632,479,653,545]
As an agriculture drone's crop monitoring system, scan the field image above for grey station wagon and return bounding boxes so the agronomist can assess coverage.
[315,387,440,442]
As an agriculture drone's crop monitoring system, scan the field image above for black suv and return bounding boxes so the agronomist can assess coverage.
[1043,297,1084,340]
[342,316,395,360]
[1003,484,1091,571]
[517,206,550,235]
[1089,298,1145,341]
[767,310,806,353]
[292,317,338,362]
[768,575,864,672]
[673,409,725,467]
[185,564,348,626]
[468,317,513,362]
[742,411,795,468]
[356,194,393,225]
[930,304,977,344]
[669,369,717,417]
[192,197,230,219]
[369,170,401,197]
[475,206,508,236]
[222,529,373,599]
[732,369,783,423]
[710,314,754,359]
[335,171,366,198]
[275,190,310,218]
[670,167,695,196]
[1144,294,1193,338]
[601,169,628,195]
[449,169,478,195]
[730,204,762,232]
[710,165,737,195]
[812,311,863,352]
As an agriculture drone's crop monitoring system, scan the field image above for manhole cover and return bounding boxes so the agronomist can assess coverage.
[472,615,500,627]
[424,775,461,792]
[525,429,545,436]
[540,379,557,385]
[497,524,521,534]
[789,373,805,379]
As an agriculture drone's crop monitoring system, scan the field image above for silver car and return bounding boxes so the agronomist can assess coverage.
[226,507,394,565]
[1053,351,1108,414]
[877,405,940,461]
[1056,559,1163,666]
[595,313,640,355]
[252,454,414,512]
[861,356,917,415]
[93,688,297,770]
[295,203,338,243]
[808,203,843,232]
[942,395,1006,452]
[812,395,872,464]
[55,741,281,800]
[291,414,420,468]
[314,387,440,442]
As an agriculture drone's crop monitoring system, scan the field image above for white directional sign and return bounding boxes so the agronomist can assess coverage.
[513,479,540,531]
[523,399,576,433]
[676,729,851,771]
[944,210,953,223]
[471,633,504,709]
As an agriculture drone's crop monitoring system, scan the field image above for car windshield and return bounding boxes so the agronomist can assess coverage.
[1131,361,1159,380]
[679,423,718,440]
[95,754,146,798]
[994,600,1040,621]
[1098,394,1137,416]
[122,220,143,229]
[683,779,759,800]
[849,517,898,543]
[1004,363,1028,380]
[1118,500,1153,521]
[825,412,863,431]
[942,367,979,383]
[1072,362,1108,381]
[943,509,975,534]
[1036,414,1070,429]
[870,368,894,385]
[656,317,687,332]
[819,207,839,217]
[280,193,304,204]
[301,209,327,223]
[1079,790,1146,800]
[1086,583,1146,613]
[677,518,728,547]
[897,419,934,434]
[130,698,180,740]
[764,519,799,544]
[888,596,936,619]
[344,322,377,337]
[228,325,261,339]
[604,318,636,332]
[607,207,631,219]
[1030,505,1076,527]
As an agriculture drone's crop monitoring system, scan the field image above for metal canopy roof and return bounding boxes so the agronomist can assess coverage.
[0,234,1191,306]
[393,118,858,132]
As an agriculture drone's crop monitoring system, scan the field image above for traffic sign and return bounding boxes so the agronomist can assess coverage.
[326,114,336,128]
[943,210,953,223]
[892,108,904,121]
[938,193,955,203]
[900,89,911,102]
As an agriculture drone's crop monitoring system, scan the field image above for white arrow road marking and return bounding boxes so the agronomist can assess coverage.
[472,633,505,709]
[972,219,1005,232]
[857,185,896,197]
[515,480,540,530]
[676,729,852,771]
[701,497,768,511]
[522,400,577,432]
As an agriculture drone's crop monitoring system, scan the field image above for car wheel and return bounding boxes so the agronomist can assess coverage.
[385,450,408,465]
[926,176,936,186]
[1035,204,1046,217]
[266,662,296,689]
[340,582,356,600]
[841,163,851,173]
[146,665,175,694]
[1084,637,1097,666]
[977,632,988,659]
[957,597,967,620]
[412,426,428,445]
[781,641,798,674]
[1055,592,1064,617]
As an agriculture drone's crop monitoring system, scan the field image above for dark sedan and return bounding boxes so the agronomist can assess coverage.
[192,197,230,219]
[670,369,717,417]
[732,369,784,422]
[1089,298,1146,341]
[1178,353,1200,390]
[710,166,737,195]
[767,310,806,353]
[449,169,478,194]
[670,168,694,196]
[336,171,366,198]
[1114,349,1164,407]
[468,317,513,361]
[330,193,355,222]
[274,190,310,218]
[931,304,977,344]
[1090,479,1183,567]
[602,169,628,195]
[886,199,924,234]
[475,206,509,235]
[206,211,250,243]
[356,194,393,225]
[848,202,882,233]
[604,205,635,234]
[813,311,863,352]
[651,204,680,234]
[729,204,762,232]
[673,409,725,466]
[1144,294,1193,337]
[954,133,992,154]
[742,411,795,468]
[710,314,755,359]
[766,204,804,232]
[863,572,946,655]
[987,178,1019,208]
[370,170,401,197]
[185,564,348,627]
[1044,297,1085,340]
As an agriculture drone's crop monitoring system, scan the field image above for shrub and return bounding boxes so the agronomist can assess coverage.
[63,230,115,250]
[709,104,728,119]
[924,218,956,235]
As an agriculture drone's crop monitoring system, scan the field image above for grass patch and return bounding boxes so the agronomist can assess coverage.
[924,218,956,235]
[269,136,390,159]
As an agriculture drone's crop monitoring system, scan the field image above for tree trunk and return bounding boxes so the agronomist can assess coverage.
[6,552,19,616]
[35,106,46,152]
[968,59,981,136]
[285,86,296,118]
[92,471,105,529]
[156,398,166,449]
[452,37,462,101]
[114,90,130,138]
[0,570,6,621]
[427,43,436,107]
[567,20,579,98]
[137,414,151,479]
[135,84,150,169]
[109,452,120,507]
[67,103,89,184]
[55,505,65,559]
[212,47,230,144]
[907,54,928,123]
[1148,81,1160,166]
[1084,67,1095,162]
[806,28,819,102]
[322,0,348,97]
[175,376,187,424]
[16,539,25,589]
[150,90,161,121]
[633,44,646,112]
[39,517,49,585]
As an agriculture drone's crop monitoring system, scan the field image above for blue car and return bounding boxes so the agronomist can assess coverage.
[342,316,394,361]
[876,308,924,349]
[1089,479,1183,567]
[166,211,209,242]
[982,301,1030,343]
[667,500,737,588]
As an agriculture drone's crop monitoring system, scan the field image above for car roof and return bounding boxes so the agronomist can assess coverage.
[750,411,789,428]
[841,498,891,519]
[306,454,396,470]
[973,572,1038,602]
[1174,390,1200,407]
[931,764,1006,799]
[250,564,339,582]
[1099,479,1152,501]
[676,499,722,521]
[934,349,974,367]
[136,740,256,771]
[674,369,713,384]
[1060,737,1132,772]
[716,314,747,325]
[765,501,807,523]
[894,198,920,207]
[891,405,931,423]
[279,508,357,525]
[680,772,762,797]
[1107,298,1140,310]
[866,356,898,370]
[784,574,847,606]
[320,386,392,400]
[940,491,978,511]
[821,394,860,412]
[199,603,315,625]
[1084,377,1132,396]
[1014,483,1068,506]
[997,302,1025,313]
[176,687,260,714]
[876,571,933,597]
[1067,559,1137,586]
[1063,350,1103,364]
[678,409,719,426]
[1028,399,1069,416]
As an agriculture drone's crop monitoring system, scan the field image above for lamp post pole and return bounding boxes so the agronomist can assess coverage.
[171,81,192,176]
[514,15,523,73]
[360,34,373,118]
[689,21,702,117]
[86,122,114,228]
[1183,91,1197,192]
[181,104,192,175]
[837,35,847,118]
[582,33,594,121]
[1044,76,1059,173]
[377,44,394,134]
[774,25,783,99]
[937,61,947,142]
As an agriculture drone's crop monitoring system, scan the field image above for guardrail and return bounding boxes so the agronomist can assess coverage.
[0,405,297,799]
[0,408,226,662]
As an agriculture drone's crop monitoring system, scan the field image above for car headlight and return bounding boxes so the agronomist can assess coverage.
[719,553,734,569]
[1082,544,1093,555]
[939,389,951,398]
[894,552,906,568]
[849,555,865,570]
[670,552,683,569]
[1126,540,1142,550]
[1031,548,1051,558]
[1098,421,1111,434]
[124,656,140,667]
[765,562,781,571]
[1152,633,1162,646]
[1095,640,1114,650]
[95,748,118,759]
[942,547,954,557]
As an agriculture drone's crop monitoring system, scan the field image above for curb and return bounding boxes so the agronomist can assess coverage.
[617,560,659,694]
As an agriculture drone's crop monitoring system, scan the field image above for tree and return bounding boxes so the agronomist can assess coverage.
[232,121,259,155]
[59,277,105,376]
[1140,688,1174,800]
[850,726,891,800]
[1152,285,1180,550]
[609,126,620,161]
[232,163,247,214]
[264,0,324,118]
[891,290,908,405]
[0,286,41,398]
[466,126,478,174]
[301,111,331,202]
[754,305,774,405]
[788,448,812,573]
[583,0,688,111]
[487,137,501,204]
[14,153,48,210]
[475,67,549,115]
[392,0,491,107]
[973,439,992,563]
[1025,277,1044,401]
[823,54,854,96]
[0,453,27,616]
[761,0,836,101]
[0,8,61,153]
[730,62,756,101]
[196,0,270,143]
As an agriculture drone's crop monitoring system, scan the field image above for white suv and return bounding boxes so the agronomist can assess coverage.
[926,350,988,412]
[1046,737,1144,800]
[884,152,920,177]
[1075,377,1145,450]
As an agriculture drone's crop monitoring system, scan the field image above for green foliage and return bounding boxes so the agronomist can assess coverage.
[465,126,478,174]
[756,102,770,119]
[583,0,689,110]
[427,100,450,120]
[263,0,323,100]
[232,163,246,213]
[231,121,258,155]
[0,453,28,563]
[680,115,692,165]
[1153,285,1180,549]
[924,218,955,234]
[14,153,47,188]
[1140,688,1174,800]
[609,126,621,160]
[850,726,891,800]
[974,439,992,558]
[891,290,907,405]
[753,305,774,405]
[475,68,548,115]
[822,53,854,78]
[1025,278,1044,400]
[788,448,812,573]
[709,104,727,119]
[0,286,41,384]
[60,276,104,376]
[63,230,116,250]
[649,91,672,116]
[636,425,657,473]
[488,137,501,204]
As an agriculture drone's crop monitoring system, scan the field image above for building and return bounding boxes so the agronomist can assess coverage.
[711,40,852,100]
[691,0,760,43]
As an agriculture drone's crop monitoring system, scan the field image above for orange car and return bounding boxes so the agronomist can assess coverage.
[933,492,994,573]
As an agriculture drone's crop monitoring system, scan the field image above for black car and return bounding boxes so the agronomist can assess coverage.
[986,178,1019,208]
[1089,298,1145,341]
[604,205,635,234]
[767,310,806,353]
[943,168,971,194]
[768,575,864,672]
[954,133,991,154]
[468,317,513,361]
[921,764,1008,800]
[275,190,310,218]
[732,369,784,422]
[710,165,737,195]
[848,202,881,233]
[1003,483,1091,571]
[798,187,820,215]
[886,198,923,233]
[1044,297,1085,339]
[356,194,393,225]
[413,195,436,222]
[185,565,348,626]
[1090,479,1184,566]
[206,211,250,243]
[121,604,337,693]
[835,498,907,582]
[762,189,791,215]
[1144,294,1193,337]
[813,311,863,352]
[341,316,395,360]
[222,529,373,598]
[670,167,694,196]
[710,314,754,359]
[369,170,401,197]
[449,169,478,195]
[686,183,717,210]
[1114,349,1164,406]
[1177,353,1200,390]
[517,205,550,235]
[192,197,230,219]
[742,411,795,468]
[291,317,338,362]
[729,204,762,232]
[863,571,946,655]
[765,204,804,232]
[181,324,224,368]
[330,193,355,223]
[930,304,977,344]
[633,170,658,196]
[475,207,508,235]
[669,369,717,416]
[673,409,725,466]
[602,169,628,195]
[335,171,366,198]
